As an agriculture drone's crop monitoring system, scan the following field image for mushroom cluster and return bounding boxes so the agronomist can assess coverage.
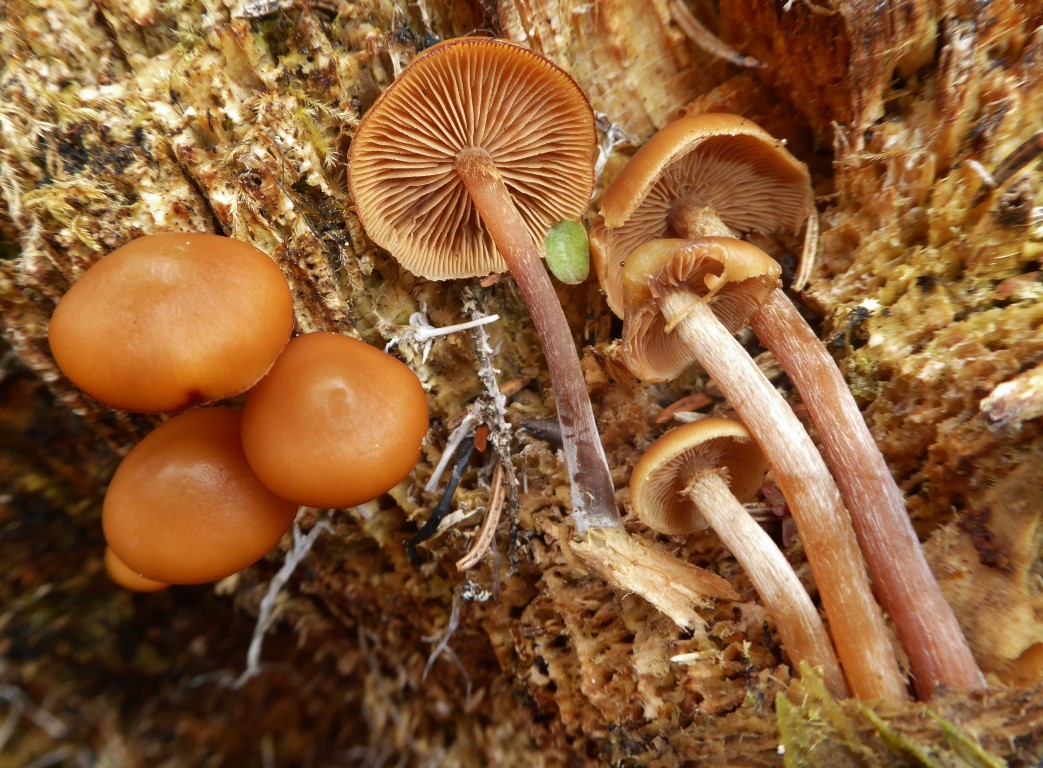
[350,35,805,635]
[345,37,980,701]
[595,113,984,699]
[49,233,429,590]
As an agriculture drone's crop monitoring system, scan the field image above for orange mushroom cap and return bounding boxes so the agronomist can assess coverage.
[630,417,850,699]
[48,233,294,413]
[241,332,429,509]
[348,37,596,280]
[625,419,767,534]
[592,113,812,316]
[104,546,170,593]
[103,407,299,584]
[630,418,768,536]
[621,237,780,381]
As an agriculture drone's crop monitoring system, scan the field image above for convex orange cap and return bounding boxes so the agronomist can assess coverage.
[241,332,429,509]
[103,407,299,584]
[48,233,293,413]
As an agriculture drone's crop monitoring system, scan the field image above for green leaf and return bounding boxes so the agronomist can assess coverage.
[544,220,590,285]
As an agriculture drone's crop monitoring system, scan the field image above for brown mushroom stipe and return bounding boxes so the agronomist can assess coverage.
[241,332,429,510]
[750,292,987,697]
[596,113,984,698]
[104,547,169,593]
[621,237,908,701]
[631,418,848,698]
[590,113,813,316]
[48,233,294,413]
[103,408,299,585]
[349,37,619,532]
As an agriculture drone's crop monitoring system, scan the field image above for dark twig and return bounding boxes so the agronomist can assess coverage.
[407,435,476,564]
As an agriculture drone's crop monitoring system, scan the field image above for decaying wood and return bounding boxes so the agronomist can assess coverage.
[1,0,1042,765]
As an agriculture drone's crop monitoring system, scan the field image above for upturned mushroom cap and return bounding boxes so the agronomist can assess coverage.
[48,233,294,413]
[592,113,812,315]
[241,332,429,509]
[348,37,597,280]
[631,418,768,535]
[103,408,299,585]
[621,237,780,381]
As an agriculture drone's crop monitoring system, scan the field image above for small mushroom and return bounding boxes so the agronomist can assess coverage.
[104,546,169,593]
[48,233,294,413]
[595,113,984,696]
[631,417,847,698]
[349,37,619,531]
[240,332,429,509]
[590,113,812,316]
[103,408,299,584]
[621,236,907,701]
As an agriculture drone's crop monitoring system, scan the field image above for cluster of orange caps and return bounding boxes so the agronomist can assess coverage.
[347,37,984,701]
[48,233,428,591]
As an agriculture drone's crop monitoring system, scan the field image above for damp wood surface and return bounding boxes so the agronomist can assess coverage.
[1,0,1042,765]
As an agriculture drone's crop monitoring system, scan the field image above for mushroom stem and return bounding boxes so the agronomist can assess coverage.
[751,292,986,696]
[455,148,620,532]
[671,207,984,695]
[682,470,849,698]
[668,200,733,239]
[659,290,908,701]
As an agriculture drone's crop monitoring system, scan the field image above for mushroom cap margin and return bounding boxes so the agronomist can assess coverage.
[594,113,812,316]
[630,417,768,535]
[620,237,781,382]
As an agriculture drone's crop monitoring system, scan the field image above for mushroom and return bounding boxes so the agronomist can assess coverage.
[240,332,429,509]
[348,37,619,532]
[48,232,294,413]
[590,113,812,316]
[104,546,169,593]
[594,112,983,696]
[621,236,907,701]
[103,407,299,585]
[631,417,847,698]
